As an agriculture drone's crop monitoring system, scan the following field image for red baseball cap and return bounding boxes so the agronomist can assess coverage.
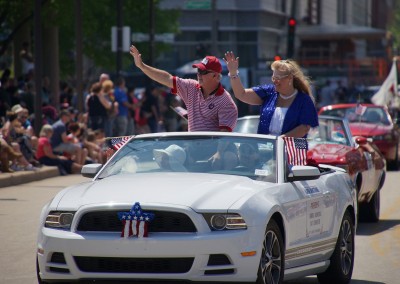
[192,56,222,74]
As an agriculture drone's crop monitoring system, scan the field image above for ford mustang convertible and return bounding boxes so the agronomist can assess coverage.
[37,132,357,284]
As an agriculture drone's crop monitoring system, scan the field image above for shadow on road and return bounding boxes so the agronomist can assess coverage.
[284,276,385,283]
[356,219,400,236]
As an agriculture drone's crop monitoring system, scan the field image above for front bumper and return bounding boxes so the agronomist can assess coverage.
[37,225,263,282]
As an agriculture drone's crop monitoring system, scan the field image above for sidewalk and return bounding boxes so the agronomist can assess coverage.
[0,166,60,188]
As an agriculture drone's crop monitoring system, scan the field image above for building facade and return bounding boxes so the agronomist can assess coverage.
[159,0,394,86]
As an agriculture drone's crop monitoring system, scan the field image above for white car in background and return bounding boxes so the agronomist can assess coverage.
[37,132,357,284]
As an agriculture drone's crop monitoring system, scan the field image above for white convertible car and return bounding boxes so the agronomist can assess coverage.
[37,132,357,284]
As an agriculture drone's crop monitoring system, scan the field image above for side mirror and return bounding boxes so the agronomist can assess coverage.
[355,136,368,145]
[81,163,103,178]
[287,165,320,182]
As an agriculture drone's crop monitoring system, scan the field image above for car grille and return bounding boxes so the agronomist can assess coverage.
[74,256,194,273]
[76,210,197,232]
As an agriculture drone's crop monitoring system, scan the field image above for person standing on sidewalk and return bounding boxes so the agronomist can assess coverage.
[113,77,129,136]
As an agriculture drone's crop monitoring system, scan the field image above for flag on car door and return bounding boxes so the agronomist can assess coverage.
[283,137,308,166]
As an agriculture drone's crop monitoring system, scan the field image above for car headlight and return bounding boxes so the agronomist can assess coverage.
[203,213,247,231]
[45,211,75,229]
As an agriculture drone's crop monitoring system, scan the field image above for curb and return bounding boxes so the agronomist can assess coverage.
[0,166,60,188]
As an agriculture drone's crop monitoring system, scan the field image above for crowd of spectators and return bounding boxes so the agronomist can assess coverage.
[0,70,189,175]
[0,62,367,176]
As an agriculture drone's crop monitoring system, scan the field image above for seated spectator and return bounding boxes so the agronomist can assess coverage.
[36,124,83,175]
[85,129,106,163]
[1,111,37,171]
[51,110,86,165]
[0,137,23,172]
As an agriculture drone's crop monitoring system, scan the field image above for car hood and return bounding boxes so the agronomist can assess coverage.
[308,144,351,163]
[55,173,272,211]
[349,122,392,136]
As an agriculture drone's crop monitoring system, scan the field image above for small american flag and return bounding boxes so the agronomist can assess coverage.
[355,104,367,116]
[109,136,132,150]
[118,202,154,238]
[283,137,308,166]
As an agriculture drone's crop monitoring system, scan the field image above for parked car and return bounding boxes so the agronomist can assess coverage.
[37,132,357,284]
[235,115,386,222]
[319,103,399,170]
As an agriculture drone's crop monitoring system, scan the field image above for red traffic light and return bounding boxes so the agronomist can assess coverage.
[288,18,296,27]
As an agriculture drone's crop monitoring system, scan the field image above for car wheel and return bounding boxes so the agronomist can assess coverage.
[317,211,354,284]
[360,188,380,223]
[256,219,284,284]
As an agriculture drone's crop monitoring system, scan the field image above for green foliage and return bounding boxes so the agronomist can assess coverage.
[0,0,180,78]
[388,5,400,54]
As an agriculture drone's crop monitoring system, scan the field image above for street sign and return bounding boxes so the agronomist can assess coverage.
[131,33,174,43]
[184,0,211,10]
[111,26,131,52]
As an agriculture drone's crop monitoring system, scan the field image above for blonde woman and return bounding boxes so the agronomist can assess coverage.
[102,79,119,137]
[224,52,318,138]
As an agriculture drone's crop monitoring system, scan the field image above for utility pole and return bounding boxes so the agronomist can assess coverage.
[211,0,218,55]
[287,0,297,58]
[149,0,155,67]
[75,0,83,113]
[116,0,123,77]
[34,0,42,136]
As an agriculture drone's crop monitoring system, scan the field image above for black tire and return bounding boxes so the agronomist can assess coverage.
[359,188,380,223]
[317,211,355,284]
[256,219,284,284]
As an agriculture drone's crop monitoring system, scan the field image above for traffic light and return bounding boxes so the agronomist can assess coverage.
[287,17,297,58]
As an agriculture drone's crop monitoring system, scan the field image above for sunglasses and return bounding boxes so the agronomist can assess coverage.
[197,69,213,75]
[271,74,289,81]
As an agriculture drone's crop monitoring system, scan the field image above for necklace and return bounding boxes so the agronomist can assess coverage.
[279,89,297,100]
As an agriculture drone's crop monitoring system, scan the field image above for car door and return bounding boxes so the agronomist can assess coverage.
[283,177,337,269]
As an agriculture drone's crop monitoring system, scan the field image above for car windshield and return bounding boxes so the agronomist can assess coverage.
[308,118,351,147]
[321,107,390,125]
[98,135,277,182]
[234,117,259,134]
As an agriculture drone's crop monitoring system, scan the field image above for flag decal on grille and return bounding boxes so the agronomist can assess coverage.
[118,202,155,238]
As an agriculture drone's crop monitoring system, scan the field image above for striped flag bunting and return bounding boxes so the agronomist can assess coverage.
[283,137,308,166]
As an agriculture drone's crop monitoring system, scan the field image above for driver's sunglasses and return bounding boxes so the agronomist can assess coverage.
[197,69,213,75]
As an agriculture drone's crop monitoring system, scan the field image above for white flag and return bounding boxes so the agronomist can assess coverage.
[371,60,398,107]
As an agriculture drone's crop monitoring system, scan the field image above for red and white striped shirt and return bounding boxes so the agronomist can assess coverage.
[171,76,238,131]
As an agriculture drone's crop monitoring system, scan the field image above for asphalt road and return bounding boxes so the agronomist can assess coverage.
[0,172,399,284]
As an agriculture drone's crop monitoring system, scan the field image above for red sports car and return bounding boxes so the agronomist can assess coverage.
[235,115,386,222]
[319,103,400,170]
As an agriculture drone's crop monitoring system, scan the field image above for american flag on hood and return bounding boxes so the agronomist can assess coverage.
[118,202,155,238]
[283,137,308,166]
[109,136,132,151]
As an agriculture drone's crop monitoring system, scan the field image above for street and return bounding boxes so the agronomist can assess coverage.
[0,171,399,284]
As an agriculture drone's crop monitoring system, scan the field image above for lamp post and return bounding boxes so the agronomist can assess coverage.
[34,0,42,136]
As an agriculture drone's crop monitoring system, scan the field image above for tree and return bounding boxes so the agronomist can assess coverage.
[0,0,180,80]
